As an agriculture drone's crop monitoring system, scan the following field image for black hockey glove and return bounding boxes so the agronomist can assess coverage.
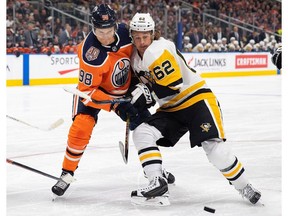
[113,103,152,131]
[129,83,155,111]
[114,102,139,122]
[129,108,151,130]
[271,47,282,70]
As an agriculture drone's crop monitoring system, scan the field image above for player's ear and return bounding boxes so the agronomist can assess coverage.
[154,30,161,40]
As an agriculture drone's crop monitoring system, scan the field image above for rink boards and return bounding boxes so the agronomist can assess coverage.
[6,52,279,86]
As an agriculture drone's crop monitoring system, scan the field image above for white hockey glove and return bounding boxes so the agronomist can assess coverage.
[130,83,155,110]
[271,47,282,70]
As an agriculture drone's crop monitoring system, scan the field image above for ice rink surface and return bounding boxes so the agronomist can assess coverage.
[6,75,283,216]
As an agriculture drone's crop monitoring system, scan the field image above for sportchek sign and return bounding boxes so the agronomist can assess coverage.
[235,54,268,68]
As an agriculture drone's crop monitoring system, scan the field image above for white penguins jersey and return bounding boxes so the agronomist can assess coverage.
[131,37,216,112]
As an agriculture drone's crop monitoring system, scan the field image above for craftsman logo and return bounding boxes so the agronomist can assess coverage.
[235,55,268,68]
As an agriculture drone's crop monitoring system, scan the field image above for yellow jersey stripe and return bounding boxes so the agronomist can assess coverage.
[159,92,215,112]
[205,98,225,139]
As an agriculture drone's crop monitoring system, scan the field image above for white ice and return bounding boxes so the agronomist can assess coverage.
[6,75,283,216]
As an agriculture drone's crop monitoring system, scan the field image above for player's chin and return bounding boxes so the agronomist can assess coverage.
[139,46,148,53]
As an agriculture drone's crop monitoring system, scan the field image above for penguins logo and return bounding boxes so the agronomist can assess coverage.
[200,123,211,132]
[112,58,130,87]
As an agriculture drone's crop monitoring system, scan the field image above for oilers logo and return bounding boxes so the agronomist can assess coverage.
[111,58,130,87]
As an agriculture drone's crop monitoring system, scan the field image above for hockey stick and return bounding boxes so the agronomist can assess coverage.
[119,117,130,164]
[6,115,64,131]
[63,87,131,104]
[6,158,75,183]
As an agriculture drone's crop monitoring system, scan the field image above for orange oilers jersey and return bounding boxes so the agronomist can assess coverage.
[76,23,133,111]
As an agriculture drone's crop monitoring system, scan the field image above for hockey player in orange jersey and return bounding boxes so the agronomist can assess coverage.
[51,4,141,196]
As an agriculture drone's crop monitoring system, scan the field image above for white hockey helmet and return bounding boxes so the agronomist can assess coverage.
[184,36,190,41]
[129,13,155,35]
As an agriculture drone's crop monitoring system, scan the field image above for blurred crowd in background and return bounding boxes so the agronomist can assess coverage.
[6,0,282,56]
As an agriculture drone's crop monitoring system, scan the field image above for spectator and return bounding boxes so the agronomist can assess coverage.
[62,38,77,54]
[77,25,89,40]
[54,17,63,36]
[243,43,253,52]
[257,41,268,52]
[13,37,31,56]
[204,43,212,52]
[213,26,223,41]
[233,40,241,52]
[229,26,241,46]
[220,37,228,52]
[247,31,260,44]
[6,14,14,28]
[59,23,72,47]
[248,39,256,51]
[200,38,207,47]
[192,43,204,52]
[39,8,49,26]
[6,27,15,43]
[23,21,38,47]
[76,36,83,45]
[182,36,193,52]
[189,27,203,48]
[258,27,269,42]
[6,39,15,54]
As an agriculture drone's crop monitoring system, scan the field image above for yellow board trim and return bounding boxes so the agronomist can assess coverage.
[30,78,78,85]
[6,78,78,86]
[6,80,23,86]
[201,70,277,78]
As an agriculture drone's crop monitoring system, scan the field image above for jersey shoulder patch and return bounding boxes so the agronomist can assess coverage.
[81,32,108,66]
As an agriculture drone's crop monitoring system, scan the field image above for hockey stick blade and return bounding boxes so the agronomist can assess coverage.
[46,118,64,131]
[119,118,130,164]
[119,141,128,164]
[63,87,131,104]
[6,158,75,183]
[6,115,64,131]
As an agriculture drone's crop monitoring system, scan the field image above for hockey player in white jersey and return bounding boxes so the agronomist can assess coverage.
[128,13,261,206]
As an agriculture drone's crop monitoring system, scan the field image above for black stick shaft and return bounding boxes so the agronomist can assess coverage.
[124,117,130,161]
[6,158,60,181]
